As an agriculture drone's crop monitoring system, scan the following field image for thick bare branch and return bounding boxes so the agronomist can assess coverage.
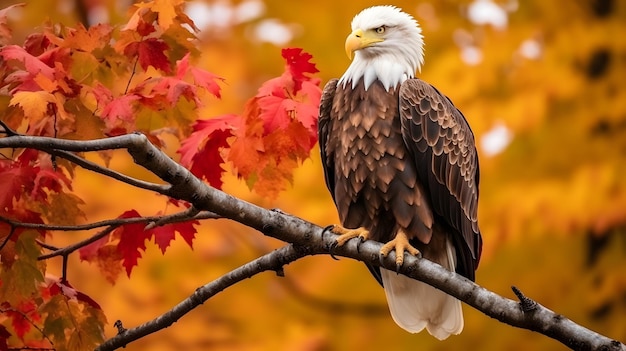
[0,133,623,351]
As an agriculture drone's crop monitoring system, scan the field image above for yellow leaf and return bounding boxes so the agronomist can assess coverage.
[9,90,55,124]
[150,0,185,30]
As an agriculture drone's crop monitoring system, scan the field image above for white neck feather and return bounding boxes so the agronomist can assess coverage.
[339,52,416,92]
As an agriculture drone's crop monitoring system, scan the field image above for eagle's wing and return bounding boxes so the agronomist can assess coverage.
[399,79,482,281]
[318,78,339,202]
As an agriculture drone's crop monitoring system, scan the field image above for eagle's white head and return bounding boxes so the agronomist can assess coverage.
[339,6,425,91]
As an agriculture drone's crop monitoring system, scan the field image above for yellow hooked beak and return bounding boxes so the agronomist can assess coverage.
[345,28,384,60]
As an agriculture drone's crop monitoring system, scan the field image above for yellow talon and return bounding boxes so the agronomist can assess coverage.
[380,230,420,267]
[332,225,370,246]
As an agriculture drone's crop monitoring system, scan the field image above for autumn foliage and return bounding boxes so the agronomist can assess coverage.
[1,0,626,350]
[0,1,320,349]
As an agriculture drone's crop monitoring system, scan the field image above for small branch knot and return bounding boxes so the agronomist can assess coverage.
[274,266,285,277]
[114,320,128,335]
[511,286,538,313]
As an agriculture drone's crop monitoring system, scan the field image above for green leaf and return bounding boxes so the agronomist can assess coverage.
[41,294,75,345]
[41,291,105,351]
[0,231,45,304]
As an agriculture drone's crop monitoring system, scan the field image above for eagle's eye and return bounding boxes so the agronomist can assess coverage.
[375,26,385,34]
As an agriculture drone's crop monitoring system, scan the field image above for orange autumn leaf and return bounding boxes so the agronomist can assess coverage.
[45,23,113,53]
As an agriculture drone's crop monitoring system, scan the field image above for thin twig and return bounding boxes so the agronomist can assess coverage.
[124,58,139,95]
[36,209,218,260]
[49,149,168,193]
[1,209,216,233]
[0,119,18,136]
[35,239,59,251]
[0,226,16,251]
[0,308,54,346]
[38,226,116,261]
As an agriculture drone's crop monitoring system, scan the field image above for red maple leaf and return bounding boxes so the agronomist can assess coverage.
[22,32,53,57]
[124,38,171,73]
[151,76,198,106]
[178,115,239,188]
[0,45,54,78]
[0,163,35,210]
[6,300,40,340]
[101,94,140,122]
[175,53,223,98]
[91,84,140,131]
[258,94,291,134]
[153,220,198,254]
[281,47,319,94]
[114,210,153,277]
[78,233,110,262]
[294,80,322,133]
[0,45,55,92]
[31,167,72,202]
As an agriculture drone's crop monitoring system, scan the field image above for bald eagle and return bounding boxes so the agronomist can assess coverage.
[318,6,482,339]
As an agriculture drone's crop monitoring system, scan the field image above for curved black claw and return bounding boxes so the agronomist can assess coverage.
[329,240,340,261]
[322,225,340,260]
[321,224,335,240]
[355,236,366,254]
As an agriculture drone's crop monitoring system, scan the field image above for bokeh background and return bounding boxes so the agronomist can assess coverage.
[3,0,626,349]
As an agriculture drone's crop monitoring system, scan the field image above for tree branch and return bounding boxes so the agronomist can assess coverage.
[96,244,307,351]
[34,209,219,261]
[0,133,623,351]
[0,208,217,234]
[48,149,168,194]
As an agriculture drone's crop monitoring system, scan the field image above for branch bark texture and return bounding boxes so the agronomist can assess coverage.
[1,133,623,351]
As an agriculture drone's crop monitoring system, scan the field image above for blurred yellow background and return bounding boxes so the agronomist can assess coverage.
[5,0,626,349]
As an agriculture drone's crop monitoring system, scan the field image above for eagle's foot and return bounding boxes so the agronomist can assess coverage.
[327,225,370,258]
[380,231,420,271]
[332,225,370,246]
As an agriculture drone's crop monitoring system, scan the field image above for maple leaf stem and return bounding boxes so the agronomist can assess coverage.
[0,308,54,347]
[0,225,16,251]
[52,105,58,139]
[124,57,139,95]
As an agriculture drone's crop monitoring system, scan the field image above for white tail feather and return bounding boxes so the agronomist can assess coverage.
[380,239,463,340]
